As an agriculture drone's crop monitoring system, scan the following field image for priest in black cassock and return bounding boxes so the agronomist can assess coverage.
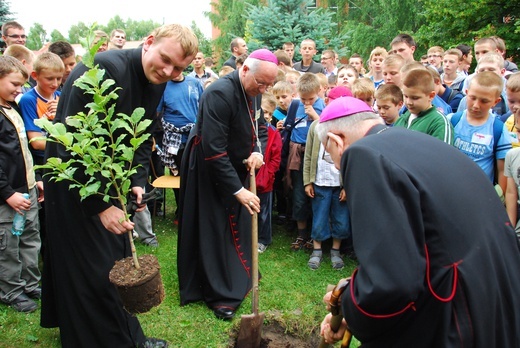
[317,97,520,347]
[40,25,198,347]
[178,49,279,320]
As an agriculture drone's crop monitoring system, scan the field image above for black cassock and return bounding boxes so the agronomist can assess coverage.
[340,124,520,347]
[178,70,267,312]
[41,48,164,347]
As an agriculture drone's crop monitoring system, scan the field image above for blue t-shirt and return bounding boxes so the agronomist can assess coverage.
[452,110,512,182]
[290,98,325,144]
[19,88,61,158]
[156,76,203,143]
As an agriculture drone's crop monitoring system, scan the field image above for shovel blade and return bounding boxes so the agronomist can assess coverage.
[236,312,265,348]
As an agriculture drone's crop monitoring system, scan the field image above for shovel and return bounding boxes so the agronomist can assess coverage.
[236,168,264,348]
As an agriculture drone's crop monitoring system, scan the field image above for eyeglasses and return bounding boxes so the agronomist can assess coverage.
[252,74,272,89]
[6,34,27,39]
[321,137,335,164]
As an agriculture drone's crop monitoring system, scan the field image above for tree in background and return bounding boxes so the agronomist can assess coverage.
[206,0,260,67]
[26,23,47,50]
[416,0,520,62]
[0,0,13,24]
[50,30,67,43]
[191,21,213,58]
[245,0,350,60]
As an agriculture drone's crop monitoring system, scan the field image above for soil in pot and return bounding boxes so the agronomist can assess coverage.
[109,254,165,314]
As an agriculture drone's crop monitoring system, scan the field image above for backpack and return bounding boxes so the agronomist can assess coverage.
[279,100,303,170]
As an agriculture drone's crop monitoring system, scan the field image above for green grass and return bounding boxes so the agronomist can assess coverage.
[0,189,360,347]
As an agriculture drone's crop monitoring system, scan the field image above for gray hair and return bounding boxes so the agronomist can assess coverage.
[315,112,382,144]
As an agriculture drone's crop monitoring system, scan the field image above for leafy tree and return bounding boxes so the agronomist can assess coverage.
[104,15,127,34]
[68,22,92,45]
[245,0,350,61]
[206,0,260,67]
[417,0,520,61]
[125,19,160,41]
[50,29,67,43]
[340,0,425,60]
[190,21,212,57]
[25,23,47,50]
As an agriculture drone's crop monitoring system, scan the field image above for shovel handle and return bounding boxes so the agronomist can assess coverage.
[319,278,352,348]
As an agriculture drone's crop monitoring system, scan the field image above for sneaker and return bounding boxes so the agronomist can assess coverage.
[9,294,37,313]
[258,243,267,253]
[25,287,42,300]
[290,237,306,251]
[331,250,344,270]
[140,337,169,348]
[308,251,323,270]
[142,238,159,248]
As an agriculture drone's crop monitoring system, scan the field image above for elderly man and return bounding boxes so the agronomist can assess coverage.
[178,49,278,320]
[318,97,520,347]
[41,24,198,347]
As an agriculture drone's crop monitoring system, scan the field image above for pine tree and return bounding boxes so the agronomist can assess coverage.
[245,0,350,60]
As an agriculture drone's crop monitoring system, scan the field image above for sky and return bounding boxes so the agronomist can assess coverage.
[9,0,213,40]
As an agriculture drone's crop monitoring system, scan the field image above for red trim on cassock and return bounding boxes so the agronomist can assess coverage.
[349,269,416,318]
[205,152,228,161]
[425,244,460,302]
[228,213,250,277]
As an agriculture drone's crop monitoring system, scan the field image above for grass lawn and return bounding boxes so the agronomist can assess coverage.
[0,188,360,347]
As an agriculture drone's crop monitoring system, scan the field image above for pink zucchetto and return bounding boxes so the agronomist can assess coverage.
[327,86,353,101]
[320,96,374,123]
[248,49,278,65]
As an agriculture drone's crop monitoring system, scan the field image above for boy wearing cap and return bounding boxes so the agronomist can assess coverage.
[316,96,520,347]
[394,69,453,144]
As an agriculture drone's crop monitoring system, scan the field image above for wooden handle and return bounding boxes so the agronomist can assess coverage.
[318,278,351,348]
[250,168,259,315]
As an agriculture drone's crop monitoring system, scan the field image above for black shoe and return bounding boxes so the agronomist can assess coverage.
[140,337,169,348]
[26,287,42,299]
[9,293,37,313]
[213,307,235,320]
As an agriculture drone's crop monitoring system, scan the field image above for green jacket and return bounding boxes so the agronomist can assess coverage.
[394,106,454,145]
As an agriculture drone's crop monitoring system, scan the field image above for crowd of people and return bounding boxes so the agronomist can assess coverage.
[1,18,520,347]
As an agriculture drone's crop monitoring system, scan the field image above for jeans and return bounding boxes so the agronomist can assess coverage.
[258,191,272,245]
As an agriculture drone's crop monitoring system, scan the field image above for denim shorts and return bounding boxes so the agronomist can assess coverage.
[310,185,351,241]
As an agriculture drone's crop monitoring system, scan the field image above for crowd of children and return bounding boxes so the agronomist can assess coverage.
[2,17,520,319]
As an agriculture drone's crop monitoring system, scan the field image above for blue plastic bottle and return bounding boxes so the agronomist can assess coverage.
[12,193,30,236]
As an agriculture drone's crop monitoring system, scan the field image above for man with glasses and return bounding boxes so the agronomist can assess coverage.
[2,21,27,47]
[109,29,126,50]
[321,49,338,77]
[178,49,277,320]
[427,46,444,73]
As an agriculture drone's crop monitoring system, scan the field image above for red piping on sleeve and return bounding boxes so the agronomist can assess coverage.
[349,269,416,319]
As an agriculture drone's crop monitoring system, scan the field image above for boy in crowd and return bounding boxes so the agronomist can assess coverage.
[394,69,453,144]
[456,44,473,75]
[430,65,463,113]
[427,46,444,73]
[2,44,35,98]
[188,51,218,86]
[366,46,387,89]
[351,77,375,108]
[390,33,416,63]
[321,50,337,77]
[375,84,403,126]
[316,72,328,99]
[0,56,42,313]
[505,106,520,238]
[382,54,405,87]
[349,53,365,76]
[283,42,295,64]
[19,52,64,165]
[108,29,126,50]
[272,81,295,127]
[441,48,466,92]
[48,41,76,88]
[285,70,301,96]
[303,105,350,270]
[286,73,325,251]
[293,39,324,74]
[450,72,512,194]
[459,52,509,117]
[503,73,520,141]
[256,93,282,253]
